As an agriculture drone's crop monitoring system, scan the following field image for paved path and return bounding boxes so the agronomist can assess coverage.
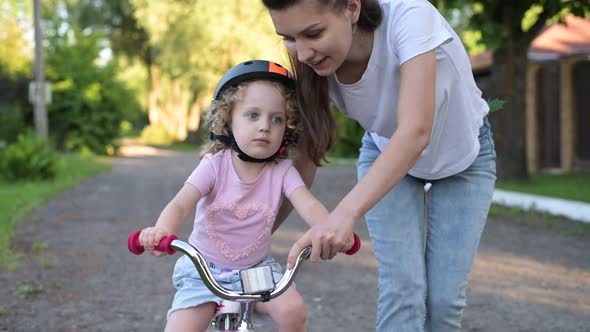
[0,146,588,331]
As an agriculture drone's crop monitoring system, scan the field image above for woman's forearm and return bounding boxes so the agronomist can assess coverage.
[335,126,430,222]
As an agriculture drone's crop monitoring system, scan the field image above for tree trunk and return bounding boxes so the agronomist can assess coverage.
[147,64,161,126]
[489,37,530,180]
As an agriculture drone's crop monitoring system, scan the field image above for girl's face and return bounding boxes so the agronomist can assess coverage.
[230,81,287,160]
[269,0,359,76]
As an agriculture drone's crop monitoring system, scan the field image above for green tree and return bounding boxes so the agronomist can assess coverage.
[38,1,142,154]
[45,29,141,155]
[429,1,590,179]
[0,1,32,77]
[131,0,286,141]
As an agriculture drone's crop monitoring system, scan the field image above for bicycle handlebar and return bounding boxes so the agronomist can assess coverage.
[127,231,361,302]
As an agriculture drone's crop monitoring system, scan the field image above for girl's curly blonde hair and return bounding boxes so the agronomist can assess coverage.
[200,80,300,160]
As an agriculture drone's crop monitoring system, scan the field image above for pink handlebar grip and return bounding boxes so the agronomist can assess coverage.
[127,230,178,255]
[345,233,362,255]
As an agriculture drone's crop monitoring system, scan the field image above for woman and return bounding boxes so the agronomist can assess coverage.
[262,0,496,331]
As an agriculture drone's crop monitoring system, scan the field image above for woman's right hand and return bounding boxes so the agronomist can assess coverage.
[286,213,356,269]
[139,227,169,256]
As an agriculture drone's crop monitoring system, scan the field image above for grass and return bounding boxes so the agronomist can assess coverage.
[0,154,110,269]
[155,142,201,152]
[489,204,590,238]
[496,172,590,203]
[122,135,202,153]
[15,283,44,297]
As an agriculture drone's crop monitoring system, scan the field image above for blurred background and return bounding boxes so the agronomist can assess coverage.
[1,0,589,264]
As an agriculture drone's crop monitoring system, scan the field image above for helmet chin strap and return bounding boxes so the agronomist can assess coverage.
[210,127,290,163]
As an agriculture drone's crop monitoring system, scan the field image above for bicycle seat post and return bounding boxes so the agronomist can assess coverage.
[237,302,255,331]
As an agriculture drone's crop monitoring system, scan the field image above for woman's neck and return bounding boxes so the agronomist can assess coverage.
[231,151,267,182]
[335,30,374,84]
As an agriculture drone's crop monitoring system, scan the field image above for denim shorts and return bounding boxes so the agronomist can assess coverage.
[167,255,283,319]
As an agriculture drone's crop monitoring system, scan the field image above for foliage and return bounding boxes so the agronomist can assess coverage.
[0,131,59,181]
[0,104,26,144]
[139,125,177,146]
[116,56,149,114]
[429,0,590,52]
[15,283,45,297]
[42,0,151,116]
[0,1,32,77]
[330,109,365,158]
[44,28,142,155]
[131,0,284,94]
[487,98,505,113]
[0,153,110,268]
[42,0,151,63]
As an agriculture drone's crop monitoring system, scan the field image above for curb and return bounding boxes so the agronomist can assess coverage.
[492,189,590,223]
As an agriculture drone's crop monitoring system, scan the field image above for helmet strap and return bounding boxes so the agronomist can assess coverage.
[210,126,290,163]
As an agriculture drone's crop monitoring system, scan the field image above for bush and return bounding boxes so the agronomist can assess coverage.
[140,125,176,146]
[46,30,142,155]
[0,132,59,181]
[330,108,365,158]
[0,104,26,144]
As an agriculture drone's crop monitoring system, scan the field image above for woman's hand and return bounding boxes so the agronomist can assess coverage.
[286,210,356,269]
[138,227,169,256]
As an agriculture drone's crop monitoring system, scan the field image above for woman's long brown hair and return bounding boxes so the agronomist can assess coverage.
[261,0,382,165]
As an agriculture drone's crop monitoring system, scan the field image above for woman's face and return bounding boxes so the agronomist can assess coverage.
[269,0,359,76]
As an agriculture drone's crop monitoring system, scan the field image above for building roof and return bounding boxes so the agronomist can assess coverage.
[469,15,590,69]
[528,15,590,61]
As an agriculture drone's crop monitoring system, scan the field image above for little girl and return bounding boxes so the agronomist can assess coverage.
[138,60,332,332]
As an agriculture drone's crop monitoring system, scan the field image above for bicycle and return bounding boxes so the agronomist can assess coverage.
[128,231,361,332]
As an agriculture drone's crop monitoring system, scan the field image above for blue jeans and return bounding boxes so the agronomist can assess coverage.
[357,117,496,332]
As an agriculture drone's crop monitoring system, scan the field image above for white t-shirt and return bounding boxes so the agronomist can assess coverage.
[328,0,489,180]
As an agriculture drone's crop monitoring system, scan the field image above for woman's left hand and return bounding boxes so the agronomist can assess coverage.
[286,210,356,269]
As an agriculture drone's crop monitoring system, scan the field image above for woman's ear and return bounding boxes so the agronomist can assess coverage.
[347,0,361,23]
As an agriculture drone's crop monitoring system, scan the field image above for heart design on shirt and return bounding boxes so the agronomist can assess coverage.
[205,201,275,261]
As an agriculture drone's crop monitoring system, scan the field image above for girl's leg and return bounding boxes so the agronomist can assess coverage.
[165,302,217,332]
[357,132,428,332]
[424,118,496,331]
[256,286,307,332]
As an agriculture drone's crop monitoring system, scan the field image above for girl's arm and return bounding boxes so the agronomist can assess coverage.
[288,50,436,266]
[272,156,317,233]
[139,183,202,254]
[288,186,329,227]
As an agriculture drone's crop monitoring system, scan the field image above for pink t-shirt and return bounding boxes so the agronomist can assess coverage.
[186,149,305,269]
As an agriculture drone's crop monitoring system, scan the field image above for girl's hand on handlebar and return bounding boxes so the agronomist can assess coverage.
[139,227,169,256]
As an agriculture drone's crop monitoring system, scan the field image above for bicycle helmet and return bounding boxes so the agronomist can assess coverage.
[213,60,295,101]
[210,60,297,163]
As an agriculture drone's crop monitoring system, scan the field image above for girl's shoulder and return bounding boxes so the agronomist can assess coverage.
[204,149,230,161]
[198,149,231,171]
[268,158,296,174]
